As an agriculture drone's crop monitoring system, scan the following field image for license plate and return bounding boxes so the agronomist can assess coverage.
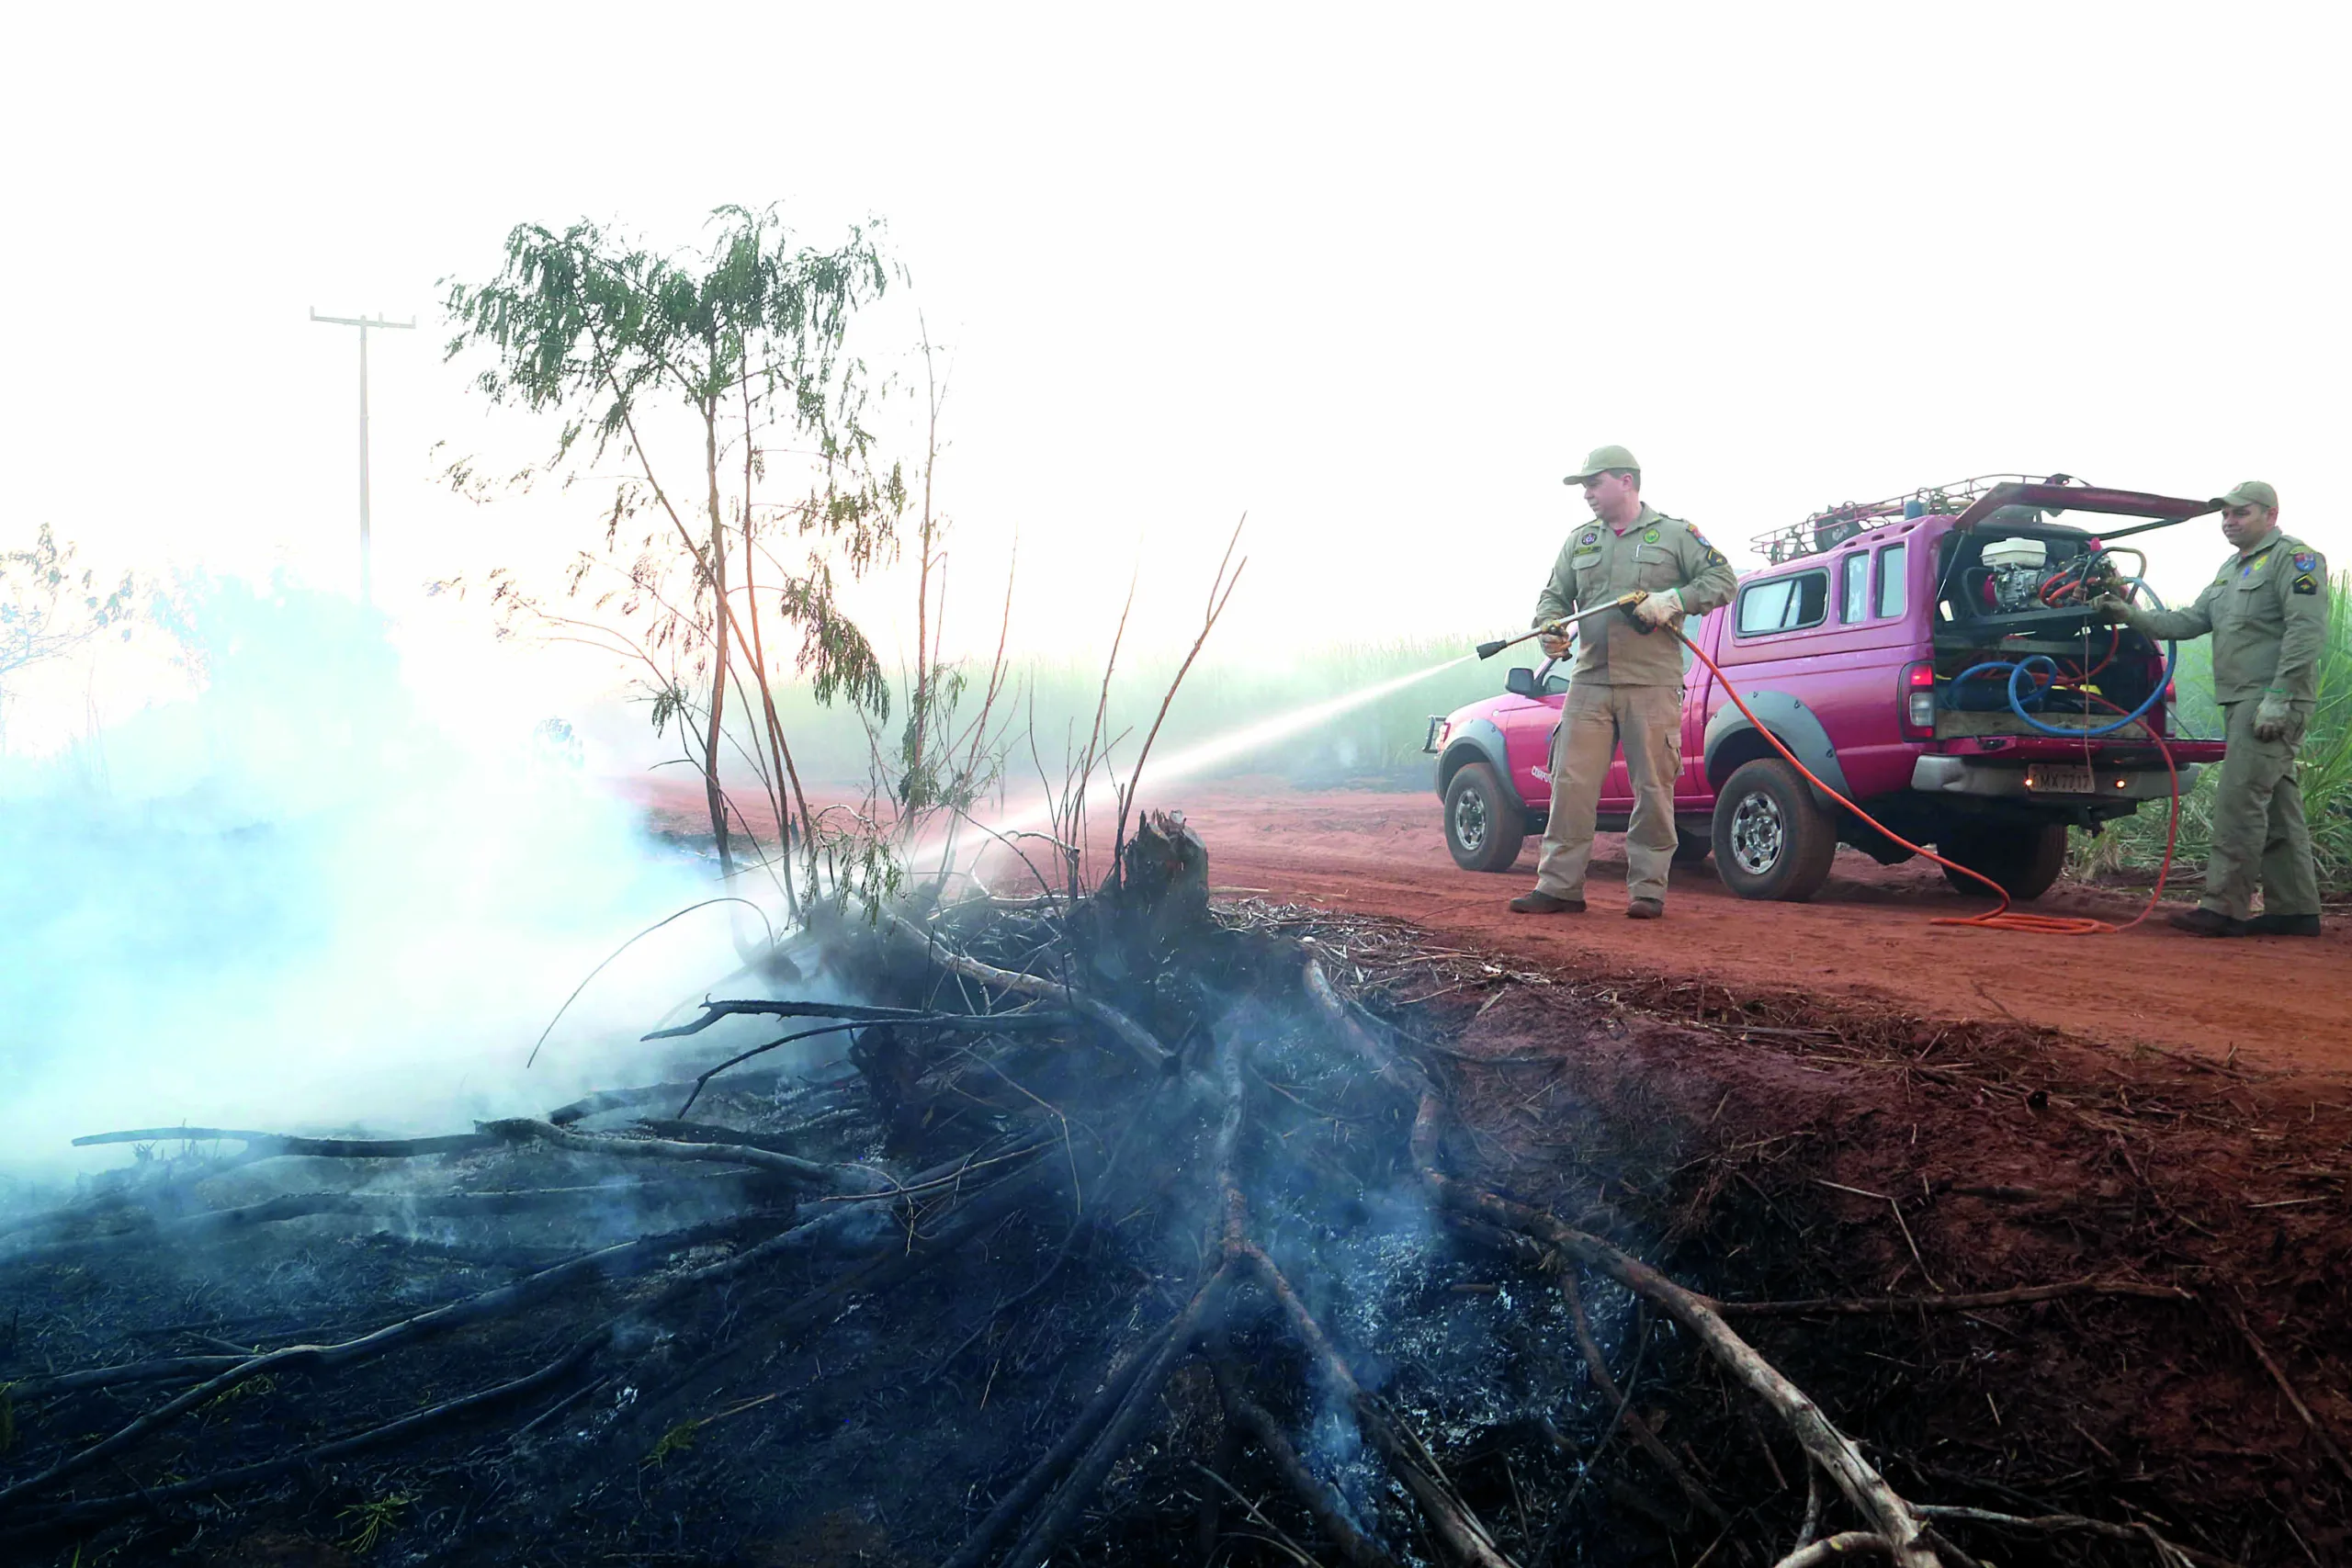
[2026,762,2096,794]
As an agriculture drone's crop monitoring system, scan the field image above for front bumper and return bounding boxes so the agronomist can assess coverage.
[1909,754,2199,802]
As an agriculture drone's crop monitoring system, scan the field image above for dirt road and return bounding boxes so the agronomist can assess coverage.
[1169,783,2351,1074]
[628,776,2350,1074]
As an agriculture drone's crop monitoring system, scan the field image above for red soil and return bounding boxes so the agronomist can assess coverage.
[621,775,2351,1074]
[1168,783,2352,1078]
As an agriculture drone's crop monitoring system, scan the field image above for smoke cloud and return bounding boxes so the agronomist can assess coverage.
[0,577,763,1199]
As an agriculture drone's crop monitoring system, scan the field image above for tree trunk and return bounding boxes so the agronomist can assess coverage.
[702,399,735,880]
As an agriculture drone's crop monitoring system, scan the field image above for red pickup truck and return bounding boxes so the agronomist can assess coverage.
[1426,478,2227,901]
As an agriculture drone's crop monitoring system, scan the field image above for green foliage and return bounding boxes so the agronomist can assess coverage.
[441,209,903,620]
[777,561,890,721]
[336,1493,413,1554]
[2071,573,2352,897]
[196,1371,277,1418]
[444,206,887,457]
[640,1390,781,1468]
[0,525,136,686]
[644,1416,702,1466]
[442,206,912,892]
[805,806,909,916]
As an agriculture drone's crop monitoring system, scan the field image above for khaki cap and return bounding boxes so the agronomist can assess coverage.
[2215,479,2278,510]
[1564,444,1641,485]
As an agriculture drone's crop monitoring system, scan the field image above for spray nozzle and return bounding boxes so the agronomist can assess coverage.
[1475,594,1655,660]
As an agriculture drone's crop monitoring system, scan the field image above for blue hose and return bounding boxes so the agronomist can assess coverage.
[1945,579,2177,739]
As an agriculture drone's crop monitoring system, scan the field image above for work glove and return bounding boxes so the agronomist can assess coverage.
[2253,691,2298,743]
[1633,588,1685,627]
[2091,593,2147,628]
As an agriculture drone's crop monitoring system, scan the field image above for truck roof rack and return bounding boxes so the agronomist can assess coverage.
[1752,473,2054,565]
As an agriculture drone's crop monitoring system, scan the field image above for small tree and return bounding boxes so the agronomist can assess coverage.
[0,526,138,749]
[0,525,135,686]
[443,207,906,908]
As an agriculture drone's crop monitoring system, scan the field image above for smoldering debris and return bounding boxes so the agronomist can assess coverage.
[0,820,2249,1568]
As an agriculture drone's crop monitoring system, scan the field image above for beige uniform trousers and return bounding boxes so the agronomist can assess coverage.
[1534,682,1683,903]
[2199,698,2321,921]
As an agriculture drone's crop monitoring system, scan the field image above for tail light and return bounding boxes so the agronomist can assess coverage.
[1900,660,1937,739]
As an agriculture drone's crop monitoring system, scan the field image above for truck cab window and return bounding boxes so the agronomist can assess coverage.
[1736,570,1829,637]
[1839,551,1868,623]
[1875,542,1907,618]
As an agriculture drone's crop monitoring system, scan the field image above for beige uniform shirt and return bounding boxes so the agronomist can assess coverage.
[1532,503,1738,686]
[2135,531,2331,705]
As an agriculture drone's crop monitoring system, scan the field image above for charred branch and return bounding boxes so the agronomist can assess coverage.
[1557,1265,1731,1529]
[70,1128,497,1158]
[0,1220,742,1512]
[989,1266,1233,1568]
[642,997,1073,1040]
[1714,1280,2197,1316]
[547,1075,794,1125]
[1770,1533,1896,1567]
[940,1312,1186,1568]
[478,1116,886,1190]
[0,1337,600,1544]
[1210,1358,1403,1568]
[0,1177,768,1267]
[1236,1241,1519,1568]
[883,909,1172,1068]
[1915,1506,2235,1568]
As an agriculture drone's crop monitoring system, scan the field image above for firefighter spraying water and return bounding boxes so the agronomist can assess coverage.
[1440,467,2309,938]
[1490,446,1737,921]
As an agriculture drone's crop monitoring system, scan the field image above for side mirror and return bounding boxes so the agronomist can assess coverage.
[1505,667,1539,698]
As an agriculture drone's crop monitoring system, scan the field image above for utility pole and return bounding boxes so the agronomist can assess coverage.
[310,308,415,608]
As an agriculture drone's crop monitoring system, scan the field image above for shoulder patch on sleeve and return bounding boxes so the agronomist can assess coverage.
[2292,551,2318,573]
[2293,573,2320,595]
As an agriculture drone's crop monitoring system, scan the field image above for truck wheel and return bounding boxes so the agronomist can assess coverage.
[1712,759,1838,901]
[1939,822,2068,901]
[1443,762,1529,873]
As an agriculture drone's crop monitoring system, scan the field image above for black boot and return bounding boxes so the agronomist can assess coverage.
[2247,911,2323,937]
[2168,907,2248,937]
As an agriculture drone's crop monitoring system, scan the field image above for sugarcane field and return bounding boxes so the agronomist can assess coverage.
[4,10,2349,1568]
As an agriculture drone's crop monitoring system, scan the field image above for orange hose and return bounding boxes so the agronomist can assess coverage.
[1672,628,2179,937]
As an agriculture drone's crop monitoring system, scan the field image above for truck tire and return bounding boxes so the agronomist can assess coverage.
[1712,758,1838,901]
[1939,822,2068,901]
[1443,762,1528,873]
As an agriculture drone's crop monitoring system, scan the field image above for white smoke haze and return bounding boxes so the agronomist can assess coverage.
[0,575,793,1199]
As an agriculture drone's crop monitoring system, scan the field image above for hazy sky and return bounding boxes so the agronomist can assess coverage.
[6,3,2346,739]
